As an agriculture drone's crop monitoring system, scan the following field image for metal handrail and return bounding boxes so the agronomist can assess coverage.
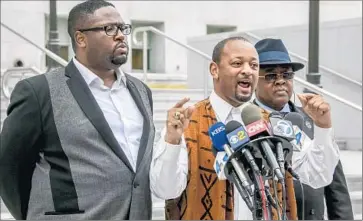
[132,26,211,60]
[1,22,68,67]
[1,67,42,98]
[243,31,362,87]
[133,26,361,112]
[1,22,361,112]
[133,26,211,98]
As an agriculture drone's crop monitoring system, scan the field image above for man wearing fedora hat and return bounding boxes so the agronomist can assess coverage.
[254,38,353,220]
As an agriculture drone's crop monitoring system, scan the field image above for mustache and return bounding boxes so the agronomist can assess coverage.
[114,42,128,51]
[274,87,288,91]
[237,76,253,82]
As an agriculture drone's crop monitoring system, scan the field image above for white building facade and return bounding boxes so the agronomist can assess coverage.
[1,1,362,75]
[1,1,362,220]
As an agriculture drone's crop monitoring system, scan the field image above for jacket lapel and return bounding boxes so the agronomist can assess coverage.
[125,76,151,170]
[64,61,135,173]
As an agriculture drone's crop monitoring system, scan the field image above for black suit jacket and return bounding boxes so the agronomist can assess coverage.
[0,62,155,219]
[254,100,353,220]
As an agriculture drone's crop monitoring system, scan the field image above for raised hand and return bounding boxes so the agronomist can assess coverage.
[297,93,332,128]
[165,97,195,144]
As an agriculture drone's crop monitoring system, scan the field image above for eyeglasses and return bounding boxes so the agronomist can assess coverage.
[78,24,132,36]
[259,71,295,83]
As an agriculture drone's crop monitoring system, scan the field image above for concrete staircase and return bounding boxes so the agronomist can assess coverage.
[346,175,362,220]
[342,158,363,220]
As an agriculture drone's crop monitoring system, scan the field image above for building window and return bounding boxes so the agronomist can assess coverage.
[130,20,165,73]
[59,45,69,61]
[206,25,237,34]
[44,15,71,69]
[132,48,150,71]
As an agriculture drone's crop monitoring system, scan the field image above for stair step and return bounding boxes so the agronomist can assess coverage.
[347,175,363,192]
[0,212,14,220]
[355,213,362,220]
[350,191,362,200]
[336,139,348,150]
[351,191,362,215]
[152,201,165,220]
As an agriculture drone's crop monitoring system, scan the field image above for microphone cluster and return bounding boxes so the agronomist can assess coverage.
[208,103,304,220]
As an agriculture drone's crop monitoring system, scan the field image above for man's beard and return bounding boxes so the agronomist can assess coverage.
[111,43,129,66]
[111,54,127,66]
[236,92,253,103]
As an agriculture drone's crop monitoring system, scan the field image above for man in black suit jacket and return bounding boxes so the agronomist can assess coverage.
[253,38,353,220]
[0,0,194,219]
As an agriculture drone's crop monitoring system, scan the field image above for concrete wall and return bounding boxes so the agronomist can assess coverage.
[1,1,47,69]
[1,1,362,74]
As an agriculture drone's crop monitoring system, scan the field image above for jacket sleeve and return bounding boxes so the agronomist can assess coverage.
[149,127,188,199]
[324,160,354,220]
[0,79,42,219]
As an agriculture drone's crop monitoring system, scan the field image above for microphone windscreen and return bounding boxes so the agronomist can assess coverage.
[225,120,243,134]
[208,122,228,152]
[284,112,304,129]
[241,104,263,125]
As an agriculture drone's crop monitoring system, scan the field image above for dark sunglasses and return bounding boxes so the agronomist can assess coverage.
[259,71,295,83]
[78,24,132,37]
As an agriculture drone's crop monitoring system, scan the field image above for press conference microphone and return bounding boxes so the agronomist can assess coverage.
[268,112,295,177]
[225,120,260,174]
[284,112,305,134]
[283,112,305,180]
[285,161,300,180]
[208,122,254,210]
[213,151,229,180]
[241,104,285,183]
[212,151,254,211]
[225,120,279,209]
[284,112,305,152]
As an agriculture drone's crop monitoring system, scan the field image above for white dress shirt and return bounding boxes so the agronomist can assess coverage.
[150,90,340,220]
[73,58,144,172]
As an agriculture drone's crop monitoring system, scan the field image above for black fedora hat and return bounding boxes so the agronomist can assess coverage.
[255,38,304,72]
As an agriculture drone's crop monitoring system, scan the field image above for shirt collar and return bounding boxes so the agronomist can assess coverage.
[254,98,291,113]
[72,57,127,87]
[209,90,249,123]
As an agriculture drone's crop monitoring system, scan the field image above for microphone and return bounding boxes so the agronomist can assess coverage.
[208,122,254,210]
[225,120,260,174]
[283,112,306,180]
[241,104,285,183]
[264,185,279,209]
[225,120,279,210]
[268,112,295,176]
[285,161,300,180]
[269,112,295,141]
[213,151,229,180]
[284,112,305,130]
